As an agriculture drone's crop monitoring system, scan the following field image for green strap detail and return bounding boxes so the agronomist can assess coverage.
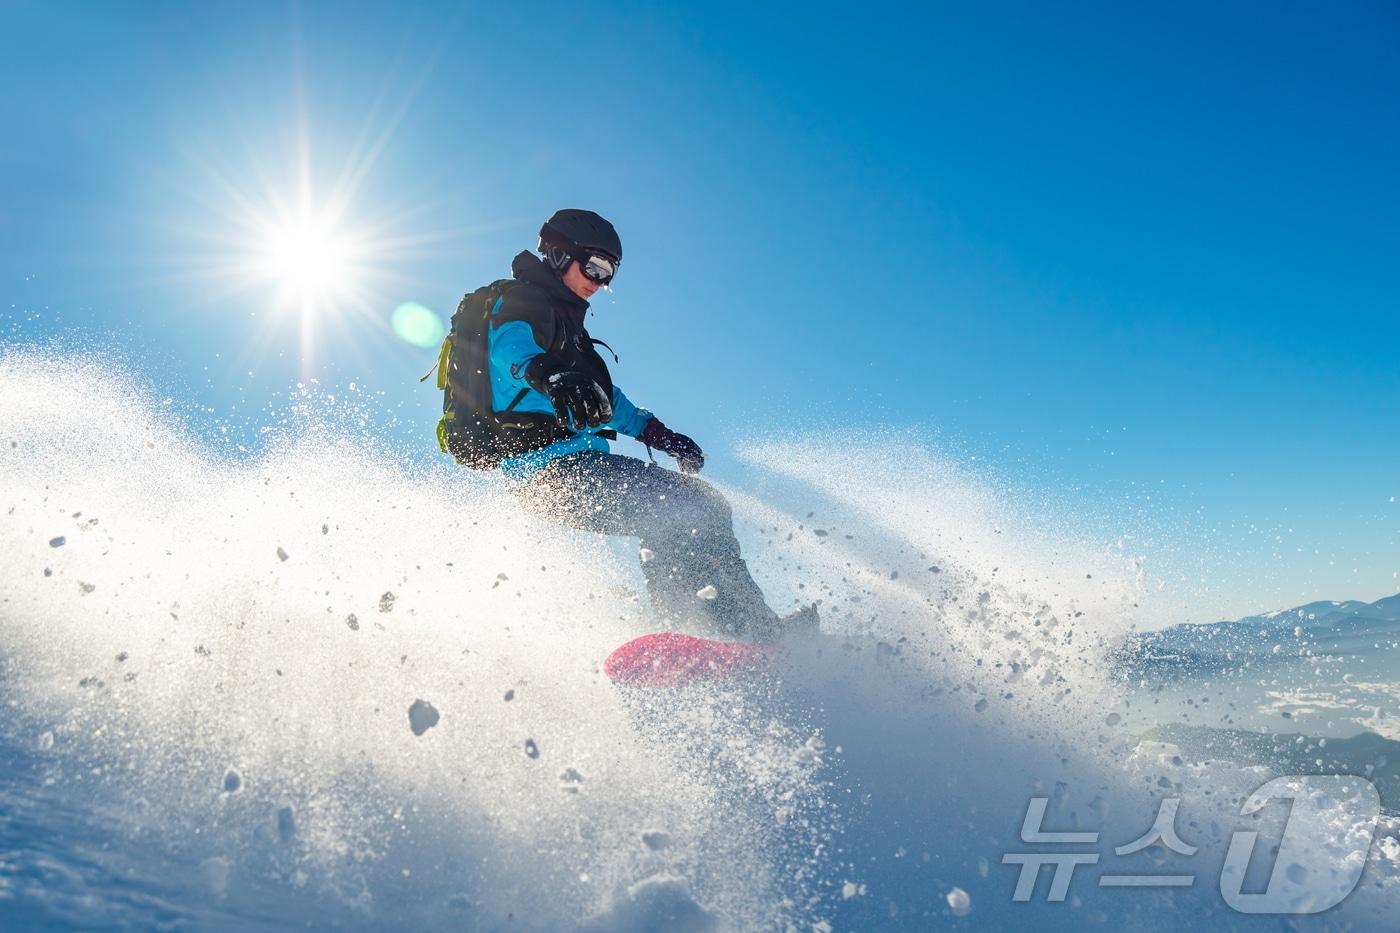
[420,335,453,385]
[436,412,452,454]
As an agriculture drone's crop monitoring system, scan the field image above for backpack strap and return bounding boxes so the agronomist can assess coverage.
[421,334,453,385]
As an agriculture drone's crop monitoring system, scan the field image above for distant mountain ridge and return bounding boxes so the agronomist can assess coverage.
[1237,592,1400,630]
[1116,592,1400,673]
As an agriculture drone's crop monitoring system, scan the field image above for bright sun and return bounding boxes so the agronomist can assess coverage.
[258,216,356,313]
[174,103,455,376]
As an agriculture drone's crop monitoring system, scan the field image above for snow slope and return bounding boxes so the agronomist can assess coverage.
[1,348,1395,930]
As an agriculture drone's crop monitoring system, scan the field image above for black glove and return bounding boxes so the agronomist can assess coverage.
[525,357,613,428]
[639,418,704,474]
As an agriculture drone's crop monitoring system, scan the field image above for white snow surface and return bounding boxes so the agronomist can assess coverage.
[0,348,1396,930]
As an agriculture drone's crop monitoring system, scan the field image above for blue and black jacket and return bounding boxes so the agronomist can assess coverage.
[438,251,652,478]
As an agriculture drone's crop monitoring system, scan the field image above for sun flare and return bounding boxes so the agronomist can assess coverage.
[166,89,461,377]
[258,216,355,312]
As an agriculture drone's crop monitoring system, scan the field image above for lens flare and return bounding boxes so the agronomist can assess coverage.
[390,302,445,348]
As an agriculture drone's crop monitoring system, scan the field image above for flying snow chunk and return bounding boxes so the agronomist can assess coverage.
[408,699,440,736]
[391,301,446,349]
[946,886,972,916]
[641,831,671,851]
[696,584,718,600]
[48,536,65,548]
[222,769,243,793]
[201,856,231,899]
[580,874,717,933]
[276,806,296,842]
[639,547,655,563]
[276,546,289,562]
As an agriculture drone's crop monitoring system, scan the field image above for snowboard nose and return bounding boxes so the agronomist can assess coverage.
[604,631,778,688]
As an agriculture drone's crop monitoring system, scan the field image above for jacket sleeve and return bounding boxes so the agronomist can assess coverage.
[488,319,549,411]
[485,284,564,415]
[490,321,543,380]
[606,386,654,438]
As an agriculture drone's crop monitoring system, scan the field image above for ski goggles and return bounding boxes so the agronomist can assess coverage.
[579,252,618,286]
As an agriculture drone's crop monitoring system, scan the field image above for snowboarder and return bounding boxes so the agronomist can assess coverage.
[436,209,809,640]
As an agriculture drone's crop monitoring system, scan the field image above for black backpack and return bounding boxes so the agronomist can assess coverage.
[428,280,565,469]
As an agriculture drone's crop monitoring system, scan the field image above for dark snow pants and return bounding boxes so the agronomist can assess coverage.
[515,452,779,640]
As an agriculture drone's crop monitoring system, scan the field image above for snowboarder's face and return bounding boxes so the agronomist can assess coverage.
[562,260,600,300]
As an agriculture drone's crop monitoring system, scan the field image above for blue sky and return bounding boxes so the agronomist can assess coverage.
[3,1,1397,618]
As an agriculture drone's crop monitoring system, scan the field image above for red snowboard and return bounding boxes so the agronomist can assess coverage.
[604,632,779,688]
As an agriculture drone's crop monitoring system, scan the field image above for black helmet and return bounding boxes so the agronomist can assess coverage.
[538,209,622,264]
